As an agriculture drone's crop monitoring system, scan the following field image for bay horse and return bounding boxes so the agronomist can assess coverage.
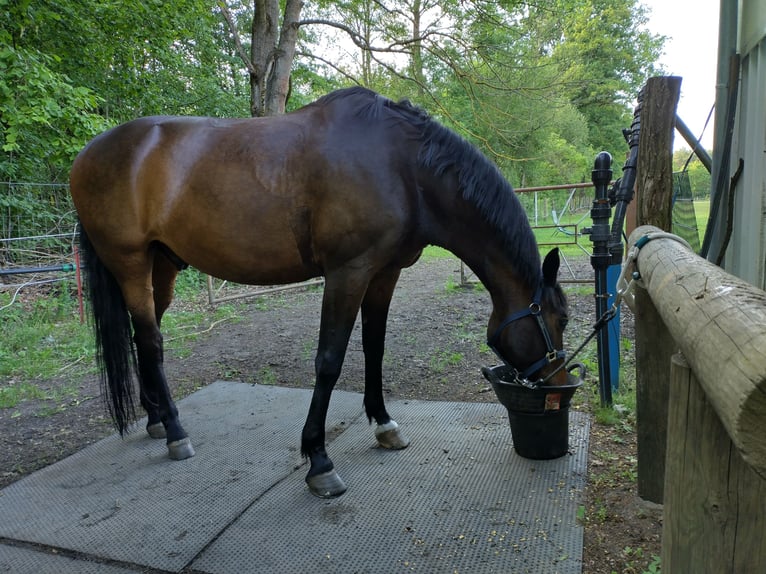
[70,86,570,498]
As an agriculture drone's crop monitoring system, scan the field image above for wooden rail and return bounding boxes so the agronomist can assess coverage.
[628,224,766,572]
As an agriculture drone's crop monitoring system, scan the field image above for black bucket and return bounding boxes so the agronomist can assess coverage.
[481,364,584,460]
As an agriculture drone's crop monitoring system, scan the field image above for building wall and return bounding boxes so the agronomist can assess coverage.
[724,0,766,288]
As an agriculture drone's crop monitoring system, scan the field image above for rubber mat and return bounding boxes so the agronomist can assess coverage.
[0,383,588,573]
[192,399,589,574]
[0,383,366,572]
[0,544,139,574]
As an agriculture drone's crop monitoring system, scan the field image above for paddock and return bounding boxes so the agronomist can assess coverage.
[0,383,589,574]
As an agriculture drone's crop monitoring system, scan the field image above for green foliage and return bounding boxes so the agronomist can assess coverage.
[174,269,208,299]
[0,0,249,184]
[0,46,111,182]
[1,0,666,230]
[619,547,662,574]
[0,272,241,411]
[544,0,664,156]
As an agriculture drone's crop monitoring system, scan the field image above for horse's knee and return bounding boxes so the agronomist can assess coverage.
[314,350,344,383]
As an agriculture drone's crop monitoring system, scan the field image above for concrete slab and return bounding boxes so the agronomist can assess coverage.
[0,382,589,573]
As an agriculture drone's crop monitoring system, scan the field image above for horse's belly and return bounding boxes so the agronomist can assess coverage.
[182,242,320,286]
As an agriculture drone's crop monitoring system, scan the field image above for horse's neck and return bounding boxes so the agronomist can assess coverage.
[415,169,538,307]
[421,214,528,307]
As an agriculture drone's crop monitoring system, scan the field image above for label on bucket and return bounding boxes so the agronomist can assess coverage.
[545,393,562,411]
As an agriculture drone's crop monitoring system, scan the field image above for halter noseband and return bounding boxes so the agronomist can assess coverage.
[487,285,566,388]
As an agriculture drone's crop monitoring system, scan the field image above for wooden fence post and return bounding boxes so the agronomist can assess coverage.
[663,353,766,573]
[633,76,682,504]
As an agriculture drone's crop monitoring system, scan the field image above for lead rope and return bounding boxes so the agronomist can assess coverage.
[549,231,693,379]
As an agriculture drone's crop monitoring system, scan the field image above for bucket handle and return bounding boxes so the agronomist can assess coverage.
[481,366,499,386]
[567,362,587,386]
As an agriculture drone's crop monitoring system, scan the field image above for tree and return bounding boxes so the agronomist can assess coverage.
[542,0,664,154]
[219,0,303,117]
[0,1,111,182]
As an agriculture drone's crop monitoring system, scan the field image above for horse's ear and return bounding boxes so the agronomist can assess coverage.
[542,248,560,286]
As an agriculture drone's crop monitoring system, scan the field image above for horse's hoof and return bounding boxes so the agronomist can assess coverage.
[168,437,195,460]
[306,470,347,498]
[375,420,410,450]
[146,422,166,439]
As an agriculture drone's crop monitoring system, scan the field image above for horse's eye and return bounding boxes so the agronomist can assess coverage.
[559,316,569,329]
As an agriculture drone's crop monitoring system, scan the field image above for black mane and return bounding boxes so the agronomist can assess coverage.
[314,87,542,286]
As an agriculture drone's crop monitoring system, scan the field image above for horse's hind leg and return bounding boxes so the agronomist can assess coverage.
[122,254,193,460]
[361,269,410,450]
[140,252,180,440]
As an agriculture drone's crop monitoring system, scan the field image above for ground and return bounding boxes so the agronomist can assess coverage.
[0,255,662,573]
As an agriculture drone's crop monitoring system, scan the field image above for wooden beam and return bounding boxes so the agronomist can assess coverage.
[633,76,682,503]
[636,76,681,230]
[663,353,766,573]
[629,225,766,477]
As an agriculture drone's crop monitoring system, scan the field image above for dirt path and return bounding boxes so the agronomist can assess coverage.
[0,255,661,573]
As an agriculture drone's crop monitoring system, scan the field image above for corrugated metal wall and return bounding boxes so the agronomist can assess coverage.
[728,28,766,287]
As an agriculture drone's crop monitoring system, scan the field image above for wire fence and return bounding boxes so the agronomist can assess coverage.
[8,180,701,302]
[0,183,81,311]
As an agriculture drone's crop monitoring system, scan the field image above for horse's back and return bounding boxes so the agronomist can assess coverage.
[70,93,424,284]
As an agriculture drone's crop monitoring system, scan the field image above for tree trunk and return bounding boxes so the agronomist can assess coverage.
[265,0,302,116]
[246,0,302,117]
[250,0,278,117]
[633,76,682,504]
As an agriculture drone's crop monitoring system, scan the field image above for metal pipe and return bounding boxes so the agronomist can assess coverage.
[609,89,643,264]
[207,277,324,305]
[0,232,75,244]
[590,151,614,406]
[0,263,77,276]
[704,0,740,261]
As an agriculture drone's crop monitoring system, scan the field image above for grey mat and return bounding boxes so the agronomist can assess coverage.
[0,544,139,574]
[0,382,589,573]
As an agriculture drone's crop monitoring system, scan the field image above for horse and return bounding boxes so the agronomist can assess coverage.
[70,86,571,498]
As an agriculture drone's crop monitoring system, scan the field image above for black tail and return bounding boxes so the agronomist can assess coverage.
[79,225,137,434]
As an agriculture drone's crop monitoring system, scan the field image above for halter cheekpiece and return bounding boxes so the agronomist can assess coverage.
[487,285,566,388]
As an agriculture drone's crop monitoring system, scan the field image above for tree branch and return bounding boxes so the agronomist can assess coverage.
[297,18,416,55]
[296,51,360,84]
[217,1,257,76]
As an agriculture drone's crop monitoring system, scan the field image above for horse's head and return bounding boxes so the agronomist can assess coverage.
[487,248,570,387]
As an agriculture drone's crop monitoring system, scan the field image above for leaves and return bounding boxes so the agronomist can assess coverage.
[0,0,665,205]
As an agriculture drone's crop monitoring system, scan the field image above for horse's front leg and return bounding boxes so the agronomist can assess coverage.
[361,270,410,450]
[301,273,367,498]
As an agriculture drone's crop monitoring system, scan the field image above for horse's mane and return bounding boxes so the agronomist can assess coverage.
[312,87,542,285]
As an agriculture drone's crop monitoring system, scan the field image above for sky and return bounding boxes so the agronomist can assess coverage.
[641,0,720,150]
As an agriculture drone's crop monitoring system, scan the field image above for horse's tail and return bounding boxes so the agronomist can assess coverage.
[79,224,136,434]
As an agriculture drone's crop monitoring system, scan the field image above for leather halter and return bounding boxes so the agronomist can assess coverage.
[486,285,566,388]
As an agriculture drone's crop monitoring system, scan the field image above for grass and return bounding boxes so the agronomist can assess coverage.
[429,349,464,373]
[0,282,95,383]
[420,245,453,261]
[0,273,242,415]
